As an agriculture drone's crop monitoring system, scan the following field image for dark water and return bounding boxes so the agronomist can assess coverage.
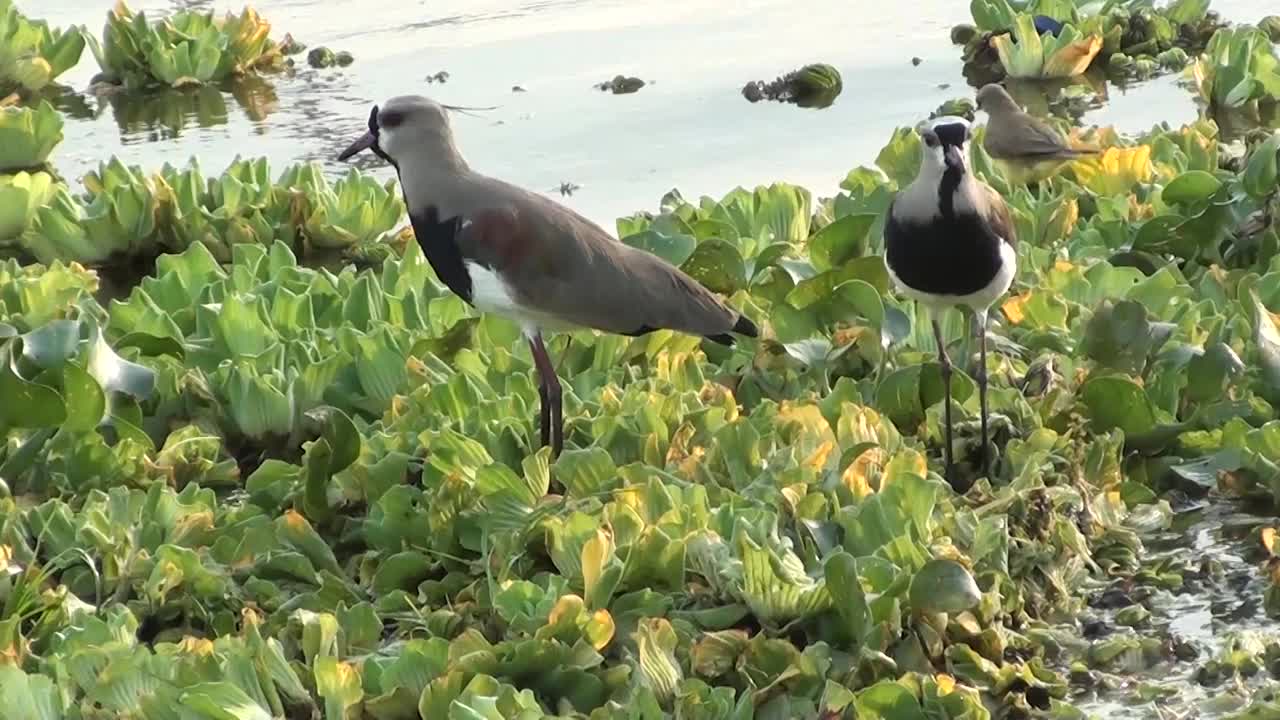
[33,0,1275,228]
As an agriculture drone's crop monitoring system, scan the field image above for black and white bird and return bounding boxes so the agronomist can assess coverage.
[884,115,1018,490]
[337,95,758,457]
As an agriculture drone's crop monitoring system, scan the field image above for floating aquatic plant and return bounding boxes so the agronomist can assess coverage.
[0,100,63,172]
[991,14,1104,79]
[0,0,87,96]
[1191,25,1280,111]
[742,63,843,108]
[89,0,284,89]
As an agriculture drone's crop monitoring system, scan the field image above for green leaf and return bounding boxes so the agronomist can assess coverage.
[622,229,697,267]
[179,682,272,720]
[633,618,682,706]
[908,558,981,614]
[0,666,62,720]
[58,361,106,432]
[1162,170,1221,205]
[554,447,617,498]
[1243,134,1280,199]
[0,351,65,430]
[1081,300,1153,374]
[680,238,748,295]
[809,213,877,272]
[315,657,364,720]
[20,319,80,369]
[1080,375,1157,436]
[85,326,155,400]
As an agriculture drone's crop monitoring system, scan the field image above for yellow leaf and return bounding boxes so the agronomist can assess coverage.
[547,594,586,627]
[842,448,886,498]
[581,528,615,603]
[583,609,616,651]
[283,509,308,531]
[1002,293,1030,325]
[1262,527,1277,557]
[884,448,927,484]
[936,673,956,695]
[1071,145,1154,196]
[177,636,215,656]
[1043,34,1103,77]
[804,439,835,471]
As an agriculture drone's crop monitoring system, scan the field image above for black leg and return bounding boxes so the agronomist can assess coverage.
[537,381,551,448]
[528,333,563,456]
[931,317,956,490]
[977,311,992,480]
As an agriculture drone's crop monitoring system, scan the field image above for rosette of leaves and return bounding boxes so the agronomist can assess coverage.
[0,0,87,96]
[992,14,1104,79]
[0,100,63,172]
[0,170,57,257]
[297,166,406,251]
[1192,25,1280,111]
[155,156,288,260]
[89,0,283,89]
[26,157,159,266]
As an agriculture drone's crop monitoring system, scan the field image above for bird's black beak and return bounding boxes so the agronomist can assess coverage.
[337,105,380,161]
[337,131,376,161]
[943,144,965,172]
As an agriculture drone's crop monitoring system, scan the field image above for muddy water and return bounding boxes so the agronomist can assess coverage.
[32,0,1276,230]
[1068,502,1278,719]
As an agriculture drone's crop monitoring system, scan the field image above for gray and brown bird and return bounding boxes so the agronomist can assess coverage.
[337,95,758,457]
[884,115,1017,490]
[975,83,1098,186]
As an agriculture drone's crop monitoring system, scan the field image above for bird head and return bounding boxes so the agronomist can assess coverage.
[337,95,495,169]
[975,83,1020,115]
[917,116,972,176]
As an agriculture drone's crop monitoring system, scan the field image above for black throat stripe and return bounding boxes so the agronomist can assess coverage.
[406,205,474,304]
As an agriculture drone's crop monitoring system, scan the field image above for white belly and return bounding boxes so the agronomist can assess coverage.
[886,241,1017,319]
[465,261,578,336]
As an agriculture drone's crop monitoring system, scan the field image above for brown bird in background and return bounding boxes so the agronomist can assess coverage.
[976,83,1099,186]
[337,95,758,457]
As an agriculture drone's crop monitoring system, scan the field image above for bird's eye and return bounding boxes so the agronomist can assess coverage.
[924,135,939,148]
[380,111,404,129]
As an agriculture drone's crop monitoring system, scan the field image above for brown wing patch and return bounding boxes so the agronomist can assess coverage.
[457,206,528,269]
[983,183,1017,248]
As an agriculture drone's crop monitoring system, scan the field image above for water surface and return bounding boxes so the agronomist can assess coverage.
[33,0,1273,228]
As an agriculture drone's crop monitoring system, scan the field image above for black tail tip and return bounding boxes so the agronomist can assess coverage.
[705,314,758,347]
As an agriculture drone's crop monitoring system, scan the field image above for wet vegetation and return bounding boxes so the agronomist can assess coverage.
[3,1,1280,719]
[741,63,844,109]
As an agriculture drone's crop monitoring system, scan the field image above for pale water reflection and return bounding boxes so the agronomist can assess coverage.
[31,0,1276,228]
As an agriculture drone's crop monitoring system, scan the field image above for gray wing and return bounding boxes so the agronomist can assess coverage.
[466,187,745,339]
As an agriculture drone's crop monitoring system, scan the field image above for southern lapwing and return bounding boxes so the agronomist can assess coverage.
[976,83,1098,186]
[884,115,1017,491]
[337,95,758,457]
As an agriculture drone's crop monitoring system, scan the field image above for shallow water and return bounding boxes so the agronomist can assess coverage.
[31,0,1276,230]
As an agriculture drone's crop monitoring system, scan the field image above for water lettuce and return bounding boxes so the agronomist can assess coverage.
[89,0,283,89]
[8,65,1280,720]
[992,14,1103,79]
[0,170,57,251]
[27,157,159,266]
[0,0,87,96]
[0,100,63,172]
[1192,25,1280,111]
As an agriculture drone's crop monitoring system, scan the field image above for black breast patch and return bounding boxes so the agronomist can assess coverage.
[408,206,475,304]
[884,203,1006,297]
